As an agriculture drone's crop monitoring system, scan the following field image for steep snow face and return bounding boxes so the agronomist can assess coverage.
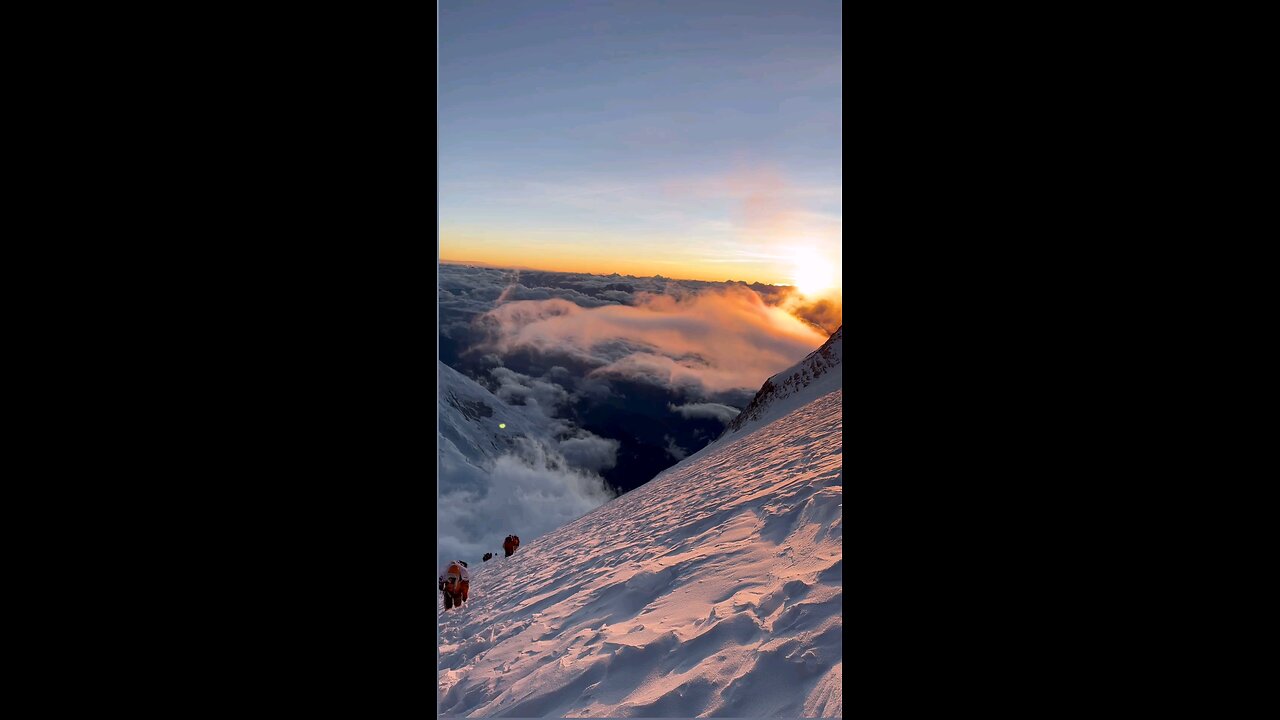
[438,361,555,466]
[717,326,842,445]
[438,387,842,718]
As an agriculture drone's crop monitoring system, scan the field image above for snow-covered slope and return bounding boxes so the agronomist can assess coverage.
[437,376,842,716]
[717,325,842,445]
[438,361,555,466]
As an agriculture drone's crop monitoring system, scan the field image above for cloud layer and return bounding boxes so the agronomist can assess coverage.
[488,367,570,417]
[476,285,829,394]
[438,436,616,566]
[668,402,742,425]
[558,434,621,473]
[439,264,843,362]
[437,264,842,567]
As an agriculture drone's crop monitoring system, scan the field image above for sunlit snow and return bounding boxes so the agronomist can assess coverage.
[438,380,842,717]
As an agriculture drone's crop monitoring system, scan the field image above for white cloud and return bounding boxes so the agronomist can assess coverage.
[558,433,621,472]
[478,285,828,394]
[667,402,742,425]
[438,435,615,567]
[488,367,570,417]
[664,435,688,461]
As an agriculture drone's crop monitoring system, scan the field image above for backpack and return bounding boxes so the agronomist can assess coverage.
[445,562,462,584]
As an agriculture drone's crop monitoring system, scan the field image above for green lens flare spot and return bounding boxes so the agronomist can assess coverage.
[498,423,506,429]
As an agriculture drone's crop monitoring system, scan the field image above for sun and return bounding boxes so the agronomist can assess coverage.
[791,248,836,297]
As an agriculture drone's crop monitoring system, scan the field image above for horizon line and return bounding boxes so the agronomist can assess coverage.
[438,259,796,287]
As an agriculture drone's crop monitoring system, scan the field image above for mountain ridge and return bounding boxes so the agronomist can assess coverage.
[717,325,843,443]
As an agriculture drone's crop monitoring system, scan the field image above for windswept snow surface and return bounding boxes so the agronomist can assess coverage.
[438,388,842,717]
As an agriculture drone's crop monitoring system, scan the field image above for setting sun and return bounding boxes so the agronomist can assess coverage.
[791,248,837,297]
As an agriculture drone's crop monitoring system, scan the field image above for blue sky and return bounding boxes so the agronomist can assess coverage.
[439,0,842,288]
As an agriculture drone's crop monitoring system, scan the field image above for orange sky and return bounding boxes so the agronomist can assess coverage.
[439,243,793,285]
[438,164,841,292]
[438,228,842,295]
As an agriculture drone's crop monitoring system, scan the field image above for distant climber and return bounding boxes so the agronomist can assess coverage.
[483,552,493,562]
[503,535,521,557]
[439,560,470,610]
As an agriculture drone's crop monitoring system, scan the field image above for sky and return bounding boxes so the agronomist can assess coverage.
[439,0,842,291]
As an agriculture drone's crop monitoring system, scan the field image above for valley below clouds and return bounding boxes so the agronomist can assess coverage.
[437,263,841,564]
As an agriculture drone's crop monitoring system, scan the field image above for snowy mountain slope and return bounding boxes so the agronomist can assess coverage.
[437,384,842,717]
[438,361,556,466]
[716,325,842,445]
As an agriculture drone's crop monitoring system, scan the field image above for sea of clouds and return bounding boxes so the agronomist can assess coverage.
[437,263,841,567]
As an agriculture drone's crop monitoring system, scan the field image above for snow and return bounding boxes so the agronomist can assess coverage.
[438,361,557,465]
[437,380,842,717]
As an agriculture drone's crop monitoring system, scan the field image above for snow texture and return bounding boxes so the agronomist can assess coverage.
[438,379,842,717]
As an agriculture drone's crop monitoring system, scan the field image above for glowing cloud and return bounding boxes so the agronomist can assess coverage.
[476,285,829,394]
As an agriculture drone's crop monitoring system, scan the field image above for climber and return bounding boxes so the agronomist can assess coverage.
[483,552,493,562]
[439,560,470,610]
[502,534,521,557]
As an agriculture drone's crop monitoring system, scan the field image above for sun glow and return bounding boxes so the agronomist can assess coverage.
[791,248,837,297]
